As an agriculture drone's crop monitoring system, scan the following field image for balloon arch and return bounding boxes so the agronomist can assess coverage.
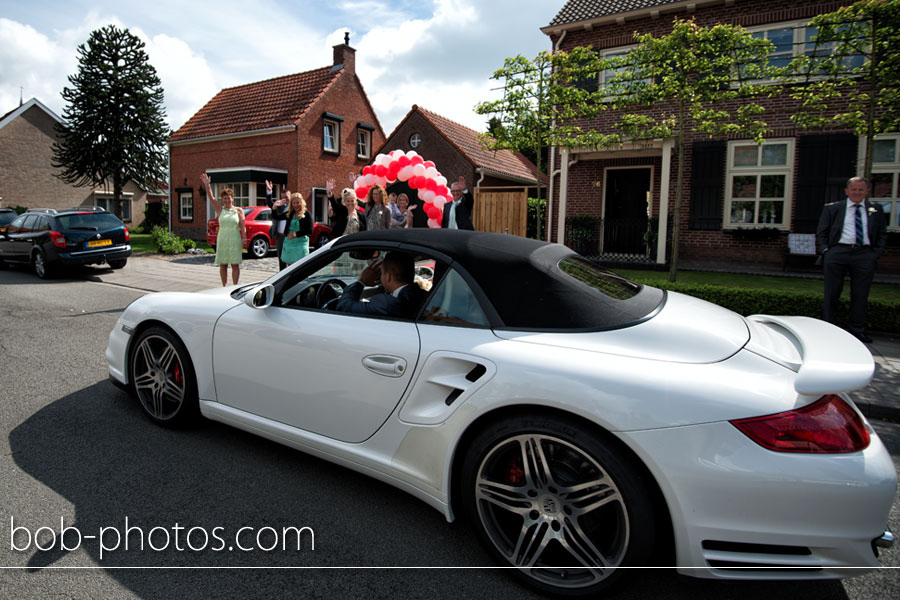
[353,150,450,228]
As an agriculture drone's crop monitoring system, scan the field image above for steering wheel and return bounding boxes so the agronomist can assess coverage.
[316,278,348,308]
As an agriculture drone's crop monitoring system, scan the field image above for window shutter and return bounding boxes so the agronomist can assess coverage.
[795,134,857,233]
[689,141,725,230]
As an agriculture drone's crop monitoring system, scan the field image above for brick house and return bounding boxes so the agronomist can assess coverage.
[380,105,543,230]
[542,0,899,274]
[0,97,161,229]
[168,38,384,241]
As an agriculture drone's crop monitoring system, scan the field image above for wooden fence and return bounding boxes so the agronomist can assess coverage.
[473,190,528,237]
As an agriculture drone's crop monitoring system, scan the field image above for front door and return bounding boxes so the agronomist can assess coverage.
[603,168,651,254]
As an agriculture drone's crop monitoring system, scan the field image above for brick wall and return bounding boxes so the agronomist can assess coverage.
[0,105,92,210]
[379,112,476,185]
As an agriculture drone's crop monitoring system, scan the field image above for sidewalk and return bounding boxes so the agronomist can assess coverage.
[93,253,900,423]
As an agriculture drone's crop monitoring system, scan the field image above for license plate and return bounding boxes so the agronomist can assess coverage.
[87,239,112,248]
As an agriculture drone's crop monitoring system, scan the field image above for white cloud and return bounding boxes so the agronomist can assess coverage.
[0,0,561,135]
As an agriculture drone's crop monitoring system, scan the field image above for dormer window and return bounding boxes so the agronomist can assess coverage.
[323,113,344,154]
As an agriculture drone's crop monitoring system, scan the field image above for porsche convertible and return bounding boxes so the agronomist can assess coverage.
[106,229,896,596]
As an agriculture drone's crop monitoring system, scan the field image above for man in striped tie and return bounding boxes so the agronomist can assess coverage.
[816,177,887,343]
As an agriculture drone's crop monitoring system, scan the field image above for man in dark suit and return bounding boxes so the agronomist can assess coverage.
[441,176,474,230]
[816,176,888,342]
[336,251,426,318]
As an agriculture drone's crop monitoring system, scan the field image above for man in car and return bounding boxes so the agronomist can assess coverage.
[336,251,426,317]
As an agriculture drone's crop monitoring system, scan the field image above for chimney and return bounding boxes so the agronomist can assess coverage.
[332,32,356,76]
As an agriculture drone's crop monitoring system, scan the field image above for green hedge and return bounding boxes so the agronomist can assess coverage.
[647,281,900,334]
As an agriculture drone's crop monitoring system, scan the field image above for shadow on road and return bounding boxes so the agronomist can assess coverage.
[7,381,853,600]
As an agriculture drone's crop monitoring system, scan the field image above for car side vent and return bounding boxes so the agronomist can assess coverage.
[466,364,487,382]
[445,389,464,406]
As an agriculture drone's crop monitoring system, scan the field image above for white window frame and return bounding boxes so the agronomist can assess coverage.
[214,182,250,208]
[724,138,795,230]
[357,127,372,159]
[179,192,193,221]
[324,118,340,154]
[94,195,132,221]
[865,133,900,231]
[746,19,866,83]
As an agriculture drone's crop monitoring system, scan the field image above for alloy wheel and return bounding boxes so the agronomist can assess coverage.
[132,333,187,421]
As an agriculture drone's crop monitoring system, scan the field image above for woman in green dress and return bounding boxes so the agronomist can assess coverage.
[281,192,312,266]
[201,172,246,286]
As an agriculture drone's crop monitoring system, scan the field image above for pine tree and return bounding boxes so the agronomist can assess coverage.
[53,25,169,217]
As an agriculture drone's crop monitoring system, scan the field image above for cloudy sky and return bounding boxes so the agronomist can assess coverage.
[0,0,561,136]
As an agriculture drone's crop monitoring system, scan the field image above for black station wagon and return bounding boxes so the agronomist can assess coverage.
[0,208,131,278]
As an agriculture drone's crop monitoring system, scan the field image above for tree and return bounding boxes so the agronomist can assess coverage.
[474,49,603,239]
[53,25,169,218]
[787,0,900,180]
[581,19,777,281]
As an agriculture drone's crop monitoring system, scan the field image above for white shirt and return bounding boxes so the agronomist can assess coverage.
[839,198,870,245]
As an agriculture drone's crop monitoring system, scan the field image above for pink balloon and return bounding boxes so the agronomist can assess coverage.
[411,156,424,166]
[427,217,439,228]
[375,164,387,177]
[432,197,446,210]
[398,155,411,168]
[355,186,368,199]
[423,160,435,169]
[436,185,449,197]
[425,178,438,191]
[398,166,412,182]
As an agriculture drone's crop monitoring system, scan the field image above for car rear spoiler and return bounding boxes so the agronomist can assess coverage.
[746,315,874,395]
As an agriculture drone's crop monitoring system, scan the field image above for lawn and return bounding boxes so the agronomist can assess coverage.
[615,268,900,303]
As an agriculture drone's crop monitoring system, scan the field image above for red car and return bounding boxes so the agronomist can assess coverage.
[207,206,332,259]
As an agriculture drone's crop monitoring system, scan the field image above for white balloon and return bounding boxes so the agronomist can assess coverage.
[435,175,447,187]
[413,164,426,177]
[375,153,388,166]
[425,167,438,179]
[364,173,375,186]
[354,176,365,189]
[375,175,387,187]
[398,166,413,181]
[427,217,439,229]
[390,149,404,159]
[406,150,419,159]
[432,197,446,210]
[423,190,436,203]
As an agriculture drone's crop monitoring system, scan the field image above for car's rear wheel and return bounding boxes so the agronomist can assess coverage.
[32,248,53,279]
[108,259,127,269]
[249,236,269,259]
[129,327,198,427]
[462,415,655,597]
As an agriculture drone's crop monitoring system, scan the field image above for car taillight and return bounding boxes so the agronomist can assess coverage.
[124,226,130,242]
[731,395,870,453]
[49,231,66,248]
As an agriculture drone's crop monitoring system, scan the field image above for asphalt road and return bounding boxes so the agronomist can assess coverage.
[0,265,898,599]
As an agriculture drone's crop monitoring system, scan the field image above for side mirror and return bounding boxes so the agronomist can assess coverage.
[244,283,275,309]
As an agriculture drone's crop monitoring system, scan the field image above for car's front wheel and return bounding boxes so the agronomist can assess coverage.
[462,415,656,597]
[129,326,198,427]
[32,248,53,279]
[314,232,331,250]
[249,236,269,259]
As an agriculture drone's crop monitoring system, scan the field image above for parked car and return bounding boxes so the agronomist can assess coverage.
[0,208,17,235]
[106,229,896,597]
[207,206,332,259]
[0,208,131,278]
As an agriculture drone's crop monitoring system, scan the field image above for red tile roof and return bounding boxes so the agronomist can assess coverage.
[169,67,341,142]
[403,105,544,184]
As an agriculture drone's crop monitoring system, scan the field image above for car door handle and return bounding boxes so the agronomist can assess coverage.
[362,355,407,378]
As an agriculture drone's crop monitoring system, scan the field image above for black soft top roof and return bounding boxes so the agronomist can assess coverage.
[332,229,663,330]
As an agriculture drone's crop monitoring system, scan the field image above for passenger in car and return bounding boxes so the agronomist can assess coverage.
[336,251,427,318]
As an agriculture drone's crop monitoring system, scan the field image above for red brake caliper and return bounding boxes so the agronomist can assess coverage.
[173,363,183,386]
[506,460,525,484]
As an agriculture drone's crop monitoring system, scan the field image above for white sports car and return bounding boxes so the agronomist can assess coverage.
[106,229,896,596]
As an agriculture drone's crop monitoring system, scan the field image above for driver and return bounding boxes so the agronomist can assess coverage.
[335,251,426,318]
